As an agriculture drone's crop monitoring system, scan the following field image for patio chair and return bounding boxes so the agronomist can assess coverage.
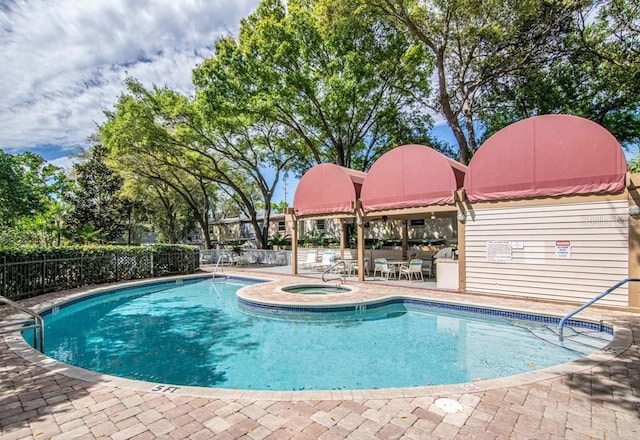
[373,258,395,280]
[421,257,433,278]
[314,250,336,270]
[348,258,369,277]
[399,259,424,282]
[219,252,233,266]
[301,249,318,269]
[244,251,258,265]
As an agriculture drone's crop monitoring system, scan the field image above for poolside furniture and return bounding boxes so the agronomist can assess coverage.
[301,249,318,269]
[421,257,433,278]
[233,255,247,266]
[399,259,424,282]
[276,252,288,265]
[373,258,396,280]
[386,260,409,277]
[347,257,369,276]
[314,250,336,270]
[244,251,259,265]
[219,252,234,265]
[200,252,214,264]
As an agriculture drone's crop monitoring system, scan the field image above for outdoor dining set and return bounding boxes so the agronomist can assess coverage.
[302,249,434,282]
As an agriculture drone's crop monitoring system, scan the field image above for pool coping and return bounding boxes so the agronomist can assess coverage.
[1,273,633,401]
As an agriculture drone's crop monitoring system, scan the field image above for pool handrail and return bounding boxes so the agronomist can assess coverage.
[212,255,227,281]
[322,261,347,284]
[0,295,45,353]
[558,277,640,340]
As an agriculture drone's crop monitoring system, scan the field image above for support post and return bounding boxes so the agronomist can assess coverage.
[356,212,365,282]
[286,209,298,275]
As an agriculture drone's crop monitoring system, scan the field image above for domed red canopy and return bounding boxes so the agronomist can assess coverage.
[360,144,467,212]
[464,115,626,202]
[293,164,366,216]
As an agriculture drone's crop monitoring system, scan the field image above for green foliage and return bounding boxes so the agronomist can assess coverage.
[0,150,68,227]
[0,244,199,300]
[628,155,640,172]
[63,145,132,244]
[99,78,287,249]
[359,0,583,164]
[193,0,436,171]
[270,201,289,214]
[268,232,290,247]
[302,228,327,247]
[476,0,639,149]
[0,150,70,246]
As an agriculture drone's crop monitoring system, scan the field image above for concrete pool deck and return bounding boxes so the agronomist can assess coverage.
[1,269,639,439]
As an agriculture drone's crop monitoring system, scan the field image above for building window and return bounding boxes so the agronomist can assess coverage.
[316,219,325,230]
[410,219,425,227]
[278,221,286,231]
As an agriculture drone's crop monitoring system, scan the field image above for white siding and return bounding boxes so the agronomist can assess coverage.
[464,200,629,307]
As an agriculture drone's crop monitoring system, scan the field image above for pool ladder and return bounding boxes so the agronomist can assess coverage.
[322,261,346,284]
[211,255,227,281]
[0,295,45,353]
[558,277,640,340]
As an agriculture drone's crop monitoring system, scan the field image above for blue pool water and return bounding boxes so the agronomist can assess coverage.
[27,278,600,390]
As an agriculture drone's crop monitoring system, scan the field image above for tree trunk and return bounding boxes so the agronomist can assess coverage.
[435,52,470,165]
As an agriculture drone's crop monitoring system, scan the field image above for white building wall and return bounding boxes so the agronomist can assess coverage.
[464,200,629,307]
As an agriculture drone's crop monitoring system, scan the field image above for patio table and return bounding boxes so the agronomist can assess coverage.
[386,260,409,277]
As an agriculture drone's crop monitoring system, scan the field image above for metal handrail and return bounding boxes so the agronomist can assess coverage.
[322,261,346,283]
[211,255,227,281]
[0,295,45,353]
[558,277,640,340]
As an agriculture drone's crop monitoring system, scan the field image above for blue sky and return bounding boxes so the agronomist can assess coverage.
[1,0,261,165]
[3,1,632,205]
[0,0,462,205]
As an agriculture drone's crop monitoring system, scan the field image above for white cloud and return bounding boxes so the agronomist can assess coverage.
[48,154,79,171]
[0,0,260,154]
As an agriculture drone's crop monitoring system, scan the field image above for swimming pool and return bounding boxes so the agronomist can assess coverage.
[25,277,612,391]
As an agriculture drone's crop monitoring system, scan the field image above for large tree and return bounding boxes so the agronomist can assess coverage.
[193,0,435,172]
[356,0,583,164]
[100,79,294,248]
[0,150,69,246]
[100,89,218,248]
[120,176,191,245]
[479,0,640,148]
[63,145,132,244]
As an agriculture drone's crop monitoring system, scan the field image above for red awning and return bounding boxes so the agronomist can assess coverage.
[293,164,366,216]
[360,144,467,212]
[464,115,627,202]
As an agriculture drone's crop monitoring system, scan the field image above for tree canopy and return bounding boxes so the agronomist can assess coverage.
[0,150,69,246]
[478,0,640,149]
[193,0,436,172]
[62,145,133,244]
[351,0,587,164]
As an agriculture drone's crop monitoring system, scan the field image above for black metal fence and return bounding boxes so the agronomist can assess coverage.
[0,251,200,301]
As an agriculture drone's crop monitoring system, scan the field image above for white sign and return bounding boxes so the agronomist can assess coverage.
[555,240,571,259]
[511,241,524,249]
[487,241,512,263]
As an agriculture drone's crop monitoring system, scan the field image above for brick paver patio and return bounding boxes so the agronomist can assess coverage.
[2,270,639,439]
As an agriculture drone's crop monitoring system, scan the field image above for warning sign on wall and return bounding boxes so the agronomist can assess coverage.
[555,240,571,259]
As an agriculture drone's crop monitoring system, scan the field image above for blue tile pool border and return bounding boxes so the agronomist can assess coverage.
[237,296,613,334]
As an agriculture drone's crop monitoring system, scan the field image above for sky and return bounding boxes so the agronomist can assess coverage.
[0,1,261,164]
[0,0,462,205]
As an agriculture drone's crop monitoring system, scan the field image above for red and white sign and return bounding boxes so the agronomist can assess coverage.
[555,241,571,259]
